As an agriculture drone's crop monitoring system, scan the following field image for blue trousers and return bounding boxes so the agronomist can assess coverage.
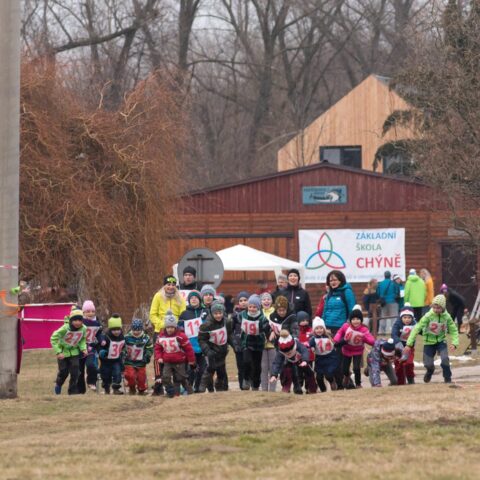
[423,342,451,381]
[100,361,123,390]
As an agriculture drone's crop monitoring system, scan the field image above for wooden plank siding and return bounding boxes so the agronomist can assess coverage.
[276,74,414,172]
[180,163,434,214]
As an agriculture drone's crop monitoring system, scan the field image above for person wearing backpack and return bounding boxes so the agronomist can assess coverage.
[322,270,356,389]
[377,271,400,335]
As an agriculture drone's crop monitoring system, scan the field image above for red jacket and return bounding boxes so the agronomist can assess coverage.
[314,294,326,318]
[154,328,195,364]
[298,324,314,361]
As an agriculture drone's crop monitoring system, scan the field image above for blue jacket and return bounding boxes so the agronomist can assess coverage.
[391,318,416,346]
[377,279,399,304]
[323,284,356,329]
[178,306,204,354]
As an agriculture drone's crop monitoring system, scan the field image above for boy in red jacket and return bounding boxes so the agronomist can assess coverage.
[154,310,196,397]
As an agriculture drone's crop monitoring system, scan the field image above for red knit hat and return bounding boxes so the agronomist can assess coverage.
[278,330,295,352]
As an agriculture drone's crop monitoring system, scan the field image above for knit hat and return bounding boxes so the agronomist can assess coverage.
[287,268,301,280]
[108,314,122,330]
[312,317,325,330]
[69,308,84,322]
[187,290,202,305]
[440,283,448,293]
[236,290,250,302]
[164,275,177,285]
[131,319,144,331]
[409,268,416,276]
[82,300,95,312]
[164,310,178,328]
[261,292,273,303]
[247,294,261,309]
[381,338,396,357]
[183,265,197,276]
[432,294,446,310]
[211,301,225,313]
[201,284,216,298]
[400,307,415,319]
[274,295,289,310]
[392,274,401,281]
[349,305,363,323]
[296,311,310,324]
[278,329,296,352]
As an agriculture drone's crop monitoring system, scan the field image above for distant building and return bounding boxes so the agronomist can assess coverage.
[277,74,413,173]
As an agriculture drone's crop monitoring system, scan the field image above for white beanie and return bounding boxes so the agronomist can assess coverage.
[409,268,416,276]
[312,317,325,330]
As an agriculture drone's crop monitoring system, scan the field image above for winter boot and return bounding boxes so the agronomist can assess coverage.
[128,386,136,395]
[407,377,415,385]
[424,368,434,383]
[242,379,251,391]
[151,382,164,396]
[54,384,62,395]
[113,388,124,395]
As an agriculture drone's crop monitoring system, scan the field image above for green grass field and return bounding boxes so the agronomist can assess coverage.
[1,348,480,480]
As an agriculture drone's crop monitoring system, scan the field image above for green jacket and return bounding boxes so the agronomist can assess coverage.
[404,274,426,307]
[406,309,459,347]
[51,324,87,357]
[124,331,153,367]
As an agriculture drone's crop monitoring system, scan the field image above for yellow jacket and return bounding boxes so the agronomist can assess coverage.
[425,277,434,306]
[149,288,186,332]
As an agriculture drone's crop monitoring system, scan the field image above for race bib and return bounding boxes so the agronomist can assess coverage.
[268,320,281,336]
[86,326,100,343]
[427,321,446,336]
[63,331,83,347]
[126,344,144,361]
[108,340,125,359]
[241,319,260,336]
[314,338,334,356]
[344,327,364,346]
[209,326,227,346]
[184,317,202,338]
[158,337,181,353]
[400,326,413,341]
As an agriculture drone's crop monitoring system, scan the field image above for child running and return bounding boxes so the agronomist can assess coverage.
[51,307,87,395]
[260,292,276,392]
[333,305,375,389]
[178,290,206,393]
[269,330,312,394]
[403,295,459,383]
[124,319,153,395]
[366,338,397,387]
[155,311,195,397]
[77,300,102,393]
[98,314,126,395]
[198,301,234,392]
[309,317,338,392]
[297,311,317,393]
[232,291,249,390]
[391,305,416,385]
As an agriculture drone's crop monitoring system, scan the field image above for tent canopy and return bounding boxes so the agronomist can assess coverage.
[173,244,305,287]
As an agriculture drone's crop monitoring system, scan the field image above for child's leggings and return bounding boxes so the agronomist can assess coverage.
[343,355,362,386]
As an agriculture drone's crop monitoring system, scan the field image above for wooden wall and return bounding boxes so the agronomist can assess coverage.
[276,75,413,172]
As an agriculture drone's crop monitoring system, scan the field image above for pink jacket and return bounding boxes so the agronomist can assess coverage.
[333,322,375,357]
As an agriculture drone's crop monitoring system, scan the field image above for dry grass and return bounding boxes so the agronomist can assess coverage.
[1,350,479,480]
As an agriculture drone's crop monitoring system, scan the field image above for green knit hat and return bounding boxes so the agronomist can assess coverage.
[108,314,123,329]
[69,308,84,322]
[432,294,446,310]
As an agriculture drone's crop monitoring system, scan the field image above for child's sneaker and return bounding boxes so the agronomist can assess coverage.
[329,380,338,391]
[424,370,433,383]
[355,384,363,389]
[54,384,62,395]
[88,384,97,392]
[128,387,136,395]
[113,389,124,395]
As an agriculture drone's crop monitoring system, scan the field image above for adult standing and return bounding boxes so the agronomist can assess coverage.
[392,274,405,309]
[272,274,288,301]
[179,266,202,291]
[404,269,426,321]
[440,284,466,329]
[377,271,400,335]
[420,269,434,314]
[323,270,356,389]
[281,269,312,316]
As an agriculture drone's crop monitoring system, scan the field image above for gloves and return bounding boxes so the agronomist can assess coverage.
[99,350,107,359]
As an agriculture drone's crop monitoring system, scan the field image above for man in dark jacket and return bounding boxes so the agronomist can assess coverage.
[277,269,312,316]
[179,266,203,291]
[440,284,466,329]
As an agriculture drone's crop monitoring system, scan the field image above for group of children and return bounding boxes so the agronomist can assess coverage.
[50,275,459,396]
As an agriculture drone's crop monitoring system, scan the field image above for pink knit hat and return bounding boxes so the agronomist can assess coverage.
[82,300,96,312]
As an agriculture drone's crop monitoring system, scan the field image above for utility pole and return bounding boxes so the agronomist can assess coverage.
[0,1,21,399]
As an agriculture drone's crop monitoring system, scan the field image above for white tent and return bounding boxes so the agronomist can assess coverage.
[173,244,306,287]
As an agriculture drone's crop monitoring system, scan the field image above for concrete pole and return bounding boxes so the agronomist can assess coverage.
[0,1,21,399]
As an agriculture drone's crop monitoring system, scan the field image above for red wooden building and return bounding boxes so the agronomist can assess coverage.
[168,163,479,309]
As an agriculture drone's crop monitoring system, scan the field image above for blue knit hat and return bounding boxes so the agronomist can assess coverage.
[131,319,144,331]
[247,294,261,309]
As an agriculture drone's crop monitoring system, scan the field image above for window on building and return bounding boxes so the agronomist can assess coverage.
[320,146,362,169]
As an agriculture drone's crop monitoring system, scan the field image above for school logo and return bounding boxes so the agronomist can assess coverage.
[304,232,346,270]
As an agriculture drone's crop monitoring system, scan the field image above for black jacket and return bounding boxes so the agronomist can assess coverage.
[268,309,299,339]
[278,285,312,316]
[198,316,234,359]
[271,340,310,377]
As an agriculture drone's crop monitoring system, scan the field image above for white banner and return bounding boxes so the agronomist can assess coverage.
[299,229,405,284]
